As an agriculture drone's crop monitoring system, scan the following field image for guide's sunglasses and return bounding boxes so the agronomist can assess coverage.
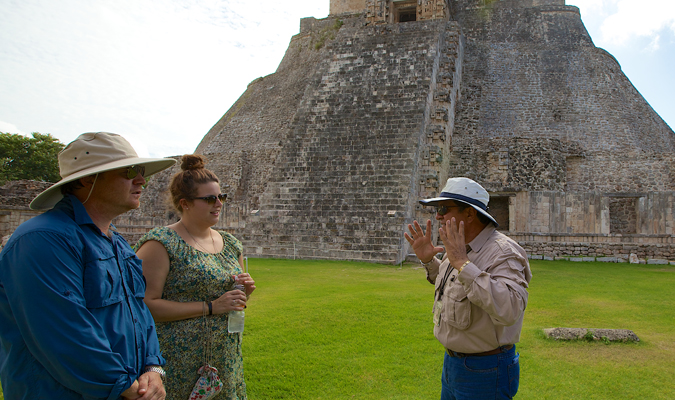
[193,193,228,204]
[125,165,146,180]
[435,205,460,216]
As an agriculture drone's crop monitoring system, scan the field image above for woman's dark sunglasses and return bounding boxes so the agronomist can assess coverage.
[125,165,146,179]
[193,193,228,204]
[435,205,459,216]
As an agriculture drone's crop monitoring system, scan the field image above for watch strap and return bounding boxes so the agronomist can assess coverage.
[144,365,166,380]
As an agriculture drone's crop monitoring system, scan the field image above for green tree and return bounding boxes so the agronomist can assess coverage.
[0,132,65,184]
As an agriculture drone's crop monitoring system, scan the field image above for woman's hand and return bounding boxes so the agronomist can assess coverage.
[211,288,247,315]
[236,273,256,297]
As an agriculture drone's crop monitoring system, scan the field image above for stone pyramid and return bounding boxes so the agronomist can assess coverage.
[130,0,674,263]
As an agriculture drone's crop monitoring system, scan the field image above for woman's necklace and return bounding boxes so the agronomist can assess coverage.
[180,220,215,253]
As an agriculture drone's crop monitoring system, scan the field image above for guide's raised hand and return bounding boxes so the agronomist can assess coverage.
[439,217,468,267]
[405,219,444,263]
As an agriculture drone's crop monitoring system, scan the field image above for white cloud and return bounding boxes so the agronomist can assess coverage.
[0,0,329,156]
[646,34,661,52]
[0,121,24,135]
[598,0,675,47]
[569,0,615,14]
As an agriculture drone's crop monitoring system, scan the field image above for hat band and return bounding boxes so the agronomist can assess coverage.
[439,192,488,211]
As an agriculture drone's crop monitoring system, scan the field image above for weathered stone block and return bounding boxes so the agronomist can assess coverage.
[543,327,639,342]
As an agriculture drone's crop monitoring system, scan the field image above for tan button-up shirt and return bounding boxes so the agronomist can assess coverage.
[424,225,532,354]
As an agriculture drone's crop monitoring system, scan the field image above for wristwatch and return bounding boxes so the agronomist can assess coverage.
[420,258,435,268]
[144,365,166,381]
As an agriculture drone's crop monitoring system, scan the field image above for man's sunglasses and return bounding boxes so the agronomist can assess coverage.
[435,205,460,216]
[193,193,228,204]
[125,165,146,179]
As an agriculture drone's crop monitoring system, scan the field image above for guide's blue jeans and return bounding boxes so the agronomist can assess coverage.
[440,345,519,400]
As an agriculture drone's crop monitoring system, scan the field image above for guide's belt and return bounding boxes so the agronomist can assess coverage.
[446,344,513,358]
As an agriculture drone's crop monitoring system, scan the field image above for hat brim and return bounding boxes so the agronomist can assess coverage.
[419,196,499,228]
[419,196,453,206]
[29,157,176,210]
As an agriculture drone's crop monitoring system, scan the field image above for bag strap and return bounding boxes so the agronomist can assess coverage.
[202,301,212,367]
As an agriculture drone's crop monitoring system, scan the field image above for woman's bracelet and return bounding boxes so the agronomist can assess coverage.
[207,301,213,315]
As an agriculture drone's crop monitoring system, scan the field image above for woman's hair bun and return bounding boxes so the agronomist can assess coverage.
[180,154,207,171]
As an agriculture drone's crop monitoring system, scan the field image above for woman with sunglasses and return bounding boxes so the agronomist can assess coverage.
[135,154,255,400]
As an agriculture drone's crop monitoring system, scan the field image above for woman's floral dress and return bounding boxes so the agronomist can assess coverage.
[135,227,246,400]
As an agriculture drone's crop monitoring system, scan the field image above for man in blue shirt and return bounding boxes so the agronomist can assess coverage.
[0,132,176,399]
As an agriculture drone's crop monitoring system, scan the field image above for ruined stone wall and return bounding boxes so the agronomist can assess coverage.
[519,239,675,261]
[566,155,675,192]
[504,189,675,260]
[508,185,674,236]
[495,0,565,8]
[0,178,242,247]
[0,180,51,210]
[510,191,608,234]
[448,137,584,192]
[0,180,51,239]
[638,192,675,236]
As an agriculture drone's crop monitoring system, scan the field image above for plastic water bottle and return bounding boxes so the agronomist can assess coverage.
[228,282,245,333]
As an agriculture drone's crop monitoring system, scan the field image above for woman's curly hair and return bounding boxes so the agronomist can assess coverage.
[168,154,219,213]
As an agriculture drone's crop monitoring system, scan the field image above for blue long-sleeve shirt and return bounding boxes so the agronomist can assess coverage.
[0,195,165,399]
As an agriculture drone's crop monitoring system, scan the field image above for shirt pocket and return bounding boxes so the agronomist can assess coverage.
[125,255,147,299]
[83,254,124,308]
[442,283,472,330]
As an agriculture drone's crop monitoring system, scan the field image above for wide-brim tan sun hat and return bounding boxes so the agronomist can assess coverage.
[30,132,176,210]
[419,177,499,227]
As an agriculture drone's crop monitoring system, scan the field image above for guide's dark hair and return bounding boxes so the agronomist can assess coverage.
[455,202,492,225]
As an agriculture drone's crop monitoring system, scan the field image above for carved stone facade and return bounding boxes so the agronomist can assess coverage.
[363,0,449,25]
[330,0,366,16]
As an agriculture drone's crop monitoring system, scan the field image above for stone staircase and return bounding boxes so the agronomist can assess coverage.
[242,20,464,263]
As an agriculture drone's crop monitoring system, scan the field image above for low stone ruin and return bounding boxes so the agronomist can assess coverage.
[543,327,640,343]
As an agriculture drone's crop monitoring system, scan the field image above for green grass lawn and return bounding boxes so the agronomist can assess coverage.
[243,258,675,399]
[1,258,673,399]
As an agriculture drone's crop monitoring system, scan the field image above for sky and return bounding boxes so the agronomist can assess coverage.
[1,0,674,158]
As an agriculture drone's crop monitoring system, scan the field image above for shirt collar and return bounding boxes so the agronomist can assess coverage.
[467,224,496,253]
[64,194,97,227]
[67,195,118,238]
[57,194,114,236]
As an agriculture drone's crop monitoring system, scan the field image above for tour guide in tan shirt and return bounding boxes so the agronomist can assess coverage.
[405,177,532,400]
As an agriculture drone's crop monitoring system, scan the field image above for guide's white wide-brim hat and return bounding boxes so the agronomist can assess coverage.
[30,132,176,210]
[419,177,499,227]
